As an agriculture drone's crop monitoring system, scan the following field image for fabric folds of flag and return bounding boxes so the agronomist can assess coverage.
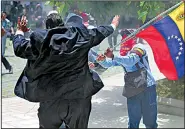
[136,2,184,80]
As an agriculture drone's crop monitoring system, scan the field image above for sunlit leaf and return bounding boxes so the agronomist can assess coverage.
[141,13,147,23]
[57,2,65,14]
[45,1,50,5]
[138,11,148,19]
[137,10,141,15]
[126,1,132,5]
[140,1,145,7]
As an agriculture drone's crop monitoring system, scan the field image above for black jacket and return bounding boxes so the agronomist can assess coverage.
[13,25,114,102]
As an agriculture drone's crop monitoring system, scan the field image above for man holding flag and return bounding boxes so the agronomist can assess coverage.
[96,2,184,128]
[97,37,158,128]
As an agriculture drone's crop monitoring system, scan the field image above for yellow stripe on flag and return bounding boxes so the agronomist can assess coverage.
[168,2,184,41]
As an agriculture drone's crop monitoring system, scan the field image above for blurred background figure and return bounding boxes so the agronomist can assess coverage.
[1,11,13,74]
[107,16,119,50]
[34,3,43,19]
[35,17,45,30]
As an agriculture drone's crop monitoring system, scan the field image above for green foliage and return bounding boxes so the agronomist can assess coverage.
[124,1,181,23]
[45,0,75,17]
[136,1,165,23]
[45,1,140,24]
[157,77,184,100]
[45,1,182,24]
[138,10,148,23]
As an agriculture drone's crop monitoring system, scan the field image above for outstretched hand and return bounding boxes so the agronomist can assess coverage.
[17,16,30,32]
[88,62,95,69]
[111,15,120,28]
[96,48,114,61]
[97,54,106,62]
[104,48,114,59]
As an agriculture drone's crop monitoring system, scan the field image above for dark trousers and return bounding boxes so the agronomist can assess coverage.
[38,97,92,128]
[108,34,117,49]
[108,29,119,49]
[127,86,158,128]
[2,55,11,70]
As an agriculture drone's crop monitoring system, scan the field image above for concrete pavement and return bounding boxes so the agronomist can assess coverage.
[2,83,184,128]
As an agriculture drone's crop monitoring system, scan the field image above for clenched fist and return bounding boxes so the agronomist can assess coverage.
[88,62,95,69]
[104,48,114,59]
[96,54,106,62]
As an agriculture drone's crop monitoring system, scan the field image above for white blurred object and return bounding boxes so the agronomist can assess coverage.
[87,25,96,29]
[47,10,58,16]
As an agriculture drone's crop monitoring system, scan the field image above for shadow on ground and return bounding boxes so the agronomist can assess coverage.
[88,86,184,128]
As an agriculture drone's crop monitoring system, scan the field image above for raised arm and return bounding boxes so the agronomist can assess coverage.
[13,16,39,60]
[13,31,38,60]
[89,15,120,47]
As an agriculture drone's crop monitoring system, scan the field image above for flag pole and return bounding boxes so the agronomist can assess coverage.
[113,1,184,49]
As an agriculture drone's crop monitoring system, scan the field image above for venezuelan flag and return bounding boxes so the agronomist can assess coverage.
[136,2,184,80]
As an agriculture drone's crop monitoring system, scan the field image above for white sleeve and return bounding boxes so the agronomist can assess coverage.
[15,30,24,36]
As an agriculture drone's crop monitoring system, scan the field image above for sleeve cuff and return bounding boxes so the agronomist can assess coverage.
[15,30,24,36]
[112,55,118,61]
[110,24,116,31]
[96,59,105,63]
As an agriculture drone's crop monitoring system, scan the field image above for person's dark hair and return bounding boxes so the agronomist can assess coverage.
[70,4,78,12]
[120,29,131,37]
[45,13,64,29]
[13,1,18,6]
[53,5,57,10]
[2,11,7,15]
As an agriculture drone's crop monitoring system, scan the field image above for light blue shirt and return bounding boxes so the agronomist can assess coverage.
[98,44,156,87]
[88,49,99,63]
[2,18,11,32]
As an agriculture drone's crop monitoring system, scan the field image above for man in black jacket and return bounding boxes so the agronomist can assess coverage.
[13,12,119,128]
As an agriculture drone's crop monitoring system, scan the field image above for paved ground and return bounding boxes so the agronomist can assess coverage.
[1,83,184,128]
[1,38,183,128]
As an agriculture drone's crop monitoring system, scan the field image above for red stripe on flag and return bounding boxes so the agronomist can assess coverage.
[136,26,178,80]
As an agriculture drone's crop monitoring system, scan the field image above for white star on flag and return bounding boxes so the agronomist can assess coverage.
[180,47,183,50]
[178,52,182,55]
[179,42,183,46]
[167,34,183,61]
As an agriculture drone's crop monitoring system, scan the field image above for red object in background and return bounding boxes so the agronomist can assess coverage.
[80,12,88,22]
[120,35,136,56]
